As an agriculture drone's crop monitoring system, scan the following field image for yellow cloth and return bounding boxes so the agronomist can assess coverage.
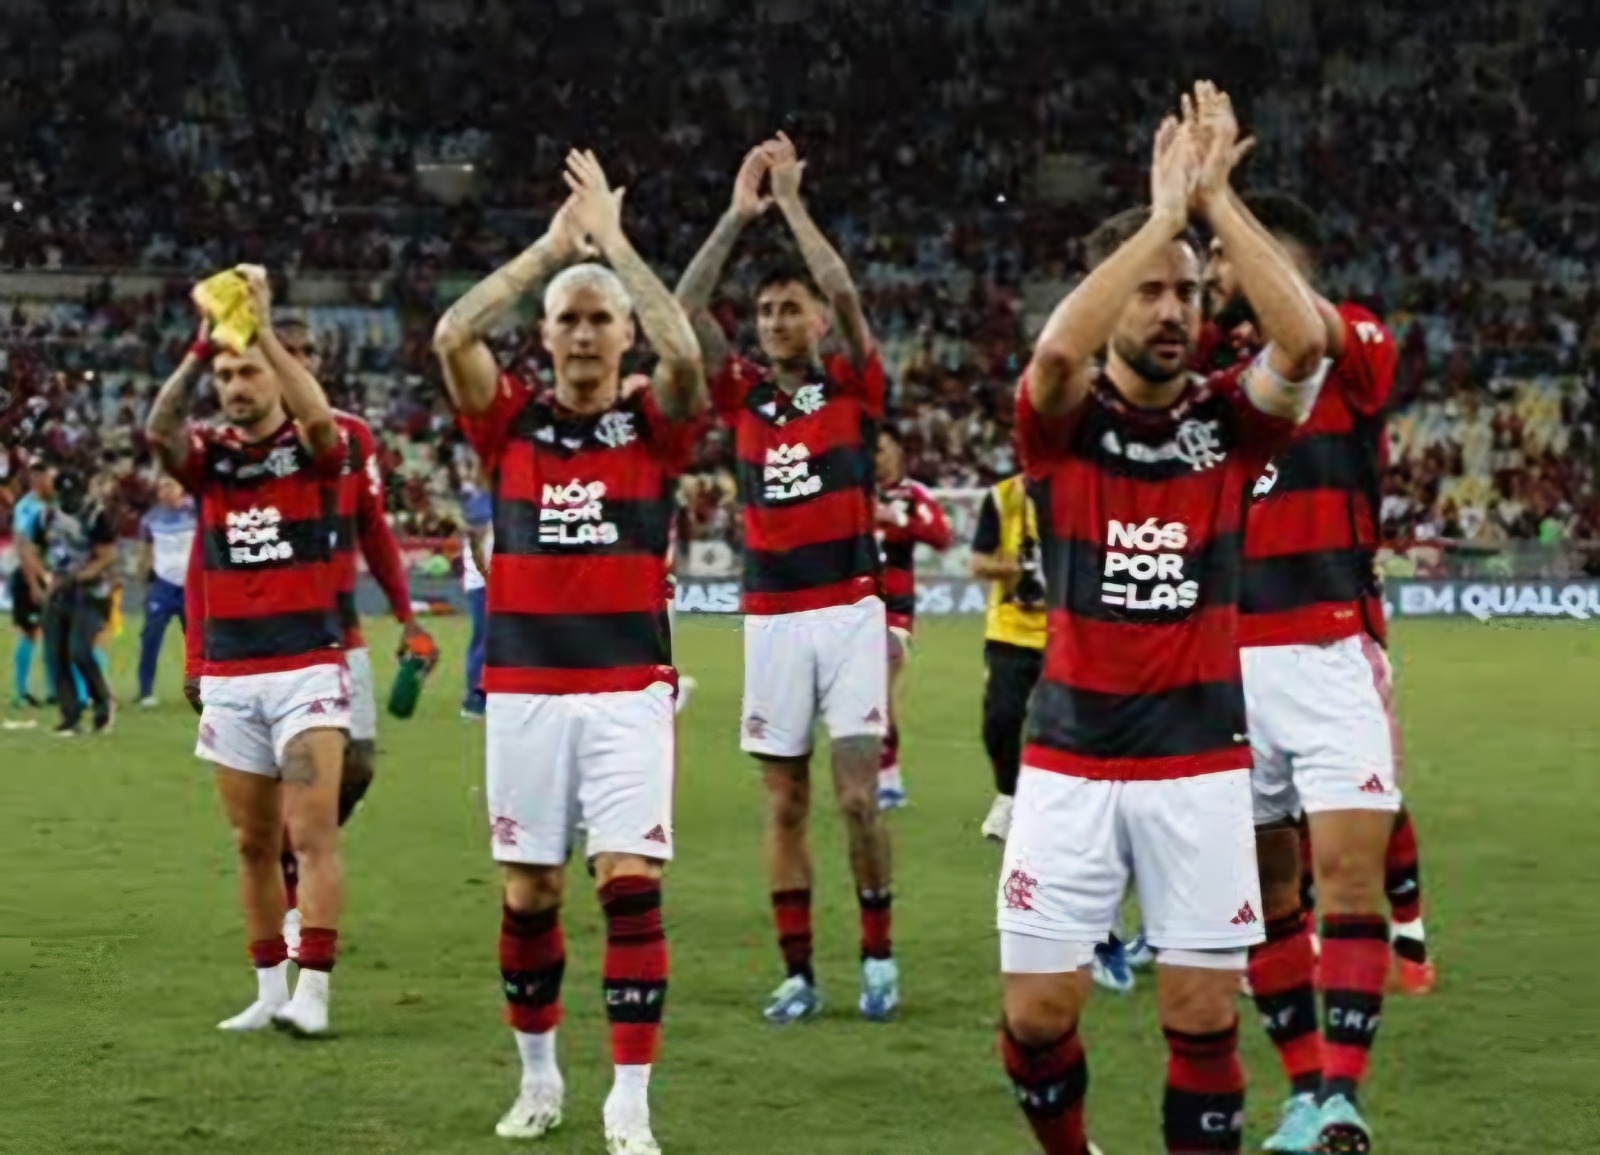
[984,475,1047,651]
[192,269,259,352]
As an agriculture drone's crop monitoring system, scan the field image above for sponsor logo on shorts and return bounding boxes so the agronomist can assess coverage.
[864,706,883,725]
[744,714,768,739]
[308,699,326,715]
[643,824,668,844]
[1230,900,1258,926]
[490,815,525,848]
[1002,868,1039,912]
[1358,773,1387,794]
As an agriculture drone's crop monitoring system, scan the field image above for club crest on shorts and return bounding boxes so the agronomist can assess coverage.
[490,815,525,848]
[744,714,768,739]
[1002,868,1039,912]
[1230,900,1258,926]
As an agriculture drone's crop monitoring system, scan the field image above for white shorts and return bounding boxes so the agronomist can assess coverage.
[997,767,1264,955]
[740,596,889,758]
[196,664,352,777]
[1242,634,1402,826]
[346,647,378,742]
[486,683,676,866]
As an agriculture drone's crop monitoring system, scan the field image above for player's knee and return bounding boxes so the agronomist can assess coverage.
[504,864,565,914]
[231,821,281,867]
[1002,977,1082,1047]
[593,853,663,891]
[764,765,811,832]
[1158,968,1242,1035]
[1255,823,1303,918]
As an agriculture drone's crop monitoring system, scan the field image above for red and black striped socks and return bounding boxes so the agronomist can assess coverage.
[601,877,668,1068]
[858,888,893,961]
[772,888,815,984]
[1248,908,1323,1096]
[249,936,288,971]
[1386,809,1428,962]
[500,904,565,1035]
[296,927,338,972]
[1320,913,1389,1101]
[1164,1021,1245,1153]
[1000,1026,1090,1155]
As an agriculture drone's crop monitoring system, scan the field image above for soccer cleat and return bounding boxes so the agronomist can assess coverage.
[1259,1092,1321,1152]
[1390,953,1436,996]
[1090,938,1134,995]
[1087,1144,1104,1155]
[604,1122,661,1155]
[52,722,79,738]
[674,674,697,716]
[1123,929,1155,970]
[272,970,330,1037]
[495,1079,565,1140]
[877,784,908,811]
[1314,1093,1373,1154]
[283,909,303,959]
[980,793,1014,842]
[859,956,900,1022]
[459,707,485,720]
[218,961,291,1031]
[92,702,115,734]
[763,975,822,1025]
[139,695,160,709]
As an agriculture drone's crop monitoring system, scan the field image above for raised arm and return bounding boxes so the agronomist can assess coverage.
[432,201,593,418]
[765,132,874,368]
[1027,116,1196,417]
[146,320,214,480]
[238,266,341,457]
[1188,83,1325,417]
[675,147,772,369]
[564,150,707,421]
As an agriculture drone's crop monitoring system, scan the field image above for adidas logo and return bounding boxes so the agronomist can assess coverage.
[643,825,667,844]
[864,707,883,724]
[1358,774,1386,794]
[1230,901,1258,926]
[308,699,326,715]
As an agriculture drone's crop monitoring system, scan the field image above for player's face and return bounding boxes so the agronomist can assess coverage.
[542,283,635,392]
[157,476,185,507]
[755,282,828,364]
[875,432,904,486]
[1109,241,1201,384]
[278,327,322,376]
[1203,237,1252,330]
[212,346,282,429]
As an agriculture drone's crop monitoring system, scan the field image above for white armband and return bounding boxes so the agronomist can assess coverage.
[1246,346,1331,424]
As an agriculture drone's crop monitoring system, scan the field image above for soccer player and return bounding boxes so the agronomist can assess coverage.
[997,87,1328,1155]
[433,150,704,1155]
[9,460,56,708]
[1207,189,1427,1151]
[874,426,953,808]
[147,266,351,1037]
[135,476,197,706]
[677,134,898,1024]
[967,462,1048,841]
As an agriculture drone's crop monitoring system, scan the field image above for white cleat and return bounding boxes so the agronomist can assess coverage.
[981,793,1014,842]
[218,961,290,1031]
[605,1120,661,1155]
[272,969,330,1037]
[673,675,696,716]
[495,1078,565,1140]
[283,908,303,959]
[139,695,160,709]
[1089,1143,1104,1155]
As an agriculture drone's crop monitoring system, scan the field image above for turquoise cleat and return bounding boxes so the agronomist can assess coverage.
[1315,1093,1373,1154]
[859,957,900,1021]
[763,975,822,1025]
[1259,1092,1321,1153]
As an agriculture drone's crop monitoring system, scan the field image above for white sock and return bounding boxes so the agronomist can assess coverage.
[610,1063,651,1103]
[293,967,330,1005]
[878,765,903,791]
[258,961,290,1005]
[1392,918,1426,942]
[515,1028,559,1084]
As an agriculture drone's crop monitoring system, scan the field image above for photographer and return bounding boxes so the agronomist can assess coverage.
[968,468,1048,843]
[37,469,118,735]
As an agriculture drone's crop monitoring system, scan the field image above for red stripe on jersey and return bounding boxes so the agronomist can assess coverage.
[1246,489,1376,557]
[484,666,676,696]
[1023,742,1249,781]
[489,554,665,616]
[1040,606,1243,695]
[744,488,873,552]
[743,577,879,618]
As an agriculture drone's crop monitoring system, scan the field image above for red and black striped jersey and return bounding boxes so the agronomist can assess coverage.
[712,353,885,615]
[459,373,693,695]
[172,418,348,677]
[877,480,953,633]
[1018,368,1293,781]
[1239,304,1395,648]
[331,411,412,650]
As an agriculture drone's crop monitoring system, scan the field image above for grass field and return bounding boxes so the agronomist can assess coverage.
[2,614,1597,1154]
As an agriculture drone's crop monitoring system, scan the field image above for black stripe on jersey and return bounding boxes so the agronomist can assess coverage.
[203,516,337,572]
[493,496,675,559]
[1026,678,1248,762]
[205,609,342,662]
[486,610,672,671]
[735,443,874,509]
[336,590,359,630]
[743,534,880,595]
[1078,399,1252,484]
[1268,432,1363,494]
[333,514,359,552]
[881,539,915,572]
[1240,548,1374,615]
[883,591,915,618]
[1039,532,1243,623]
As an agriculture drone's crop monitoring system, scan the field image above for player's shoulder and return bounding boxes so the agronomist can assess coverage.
[1335,300,1386,330]
[332,408,375,437]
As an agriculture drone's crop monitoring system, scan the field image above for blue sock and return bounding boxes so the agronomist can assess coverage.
[12,636,33,700]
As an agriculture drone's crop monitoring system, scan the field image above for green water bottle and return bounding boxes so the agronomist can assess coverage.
[387,632,439,719]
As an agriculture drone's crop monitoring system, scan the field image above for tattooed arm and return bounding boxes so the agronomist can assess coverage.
[432,200,593,418]
[675,147,772,370]
[146,321,212,480]
[237,267,341,457]
[765,133,874,368]
[564,150,707,421]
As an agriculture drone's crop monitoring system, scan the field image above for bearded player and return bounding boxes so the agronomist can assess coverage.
[873,426,953,808]
[997,87,1329,1155]
[148,266,350,1036]
[677,133,898,1024]
[435,150,704,1155]
[1207,190,1428,1153]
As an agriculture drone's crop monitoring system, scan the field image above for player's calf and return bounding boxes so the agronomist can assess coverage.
[1000,959,1095,1155]
[498,864,567,1140]
[1385,807,1434,994]
[596,857,667,1155]
[339,738,377,826]
[273,728,347,1036]
[1156,960,1248,1154]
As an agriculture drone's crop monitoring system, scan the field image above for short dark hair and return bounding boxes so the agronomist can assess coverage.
[1240,191,1322,251]
[755,264,822,301]
[1083,207,1200,271]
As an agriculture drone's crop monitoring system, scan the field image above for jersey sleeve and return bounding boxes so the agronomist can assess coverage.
[708,356,754,421]
[1210,361,1298,468]
[1014,374,1083,476]
[1333,303,1398,417]
[458,373,533,475]
[169,427,211,494]
[971,491,1002,554]
[909,485,954,550]
[638,387,702,474]
[349,421,413,622]
[827,352,887,419]
[306,424,351,481]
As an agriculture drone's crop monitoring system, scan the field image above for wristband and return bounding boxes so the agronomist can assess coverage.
[188,336,216,363]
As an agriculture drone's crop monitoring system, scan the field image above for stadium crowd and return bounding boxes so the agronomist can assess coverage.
[3,0,1600,560]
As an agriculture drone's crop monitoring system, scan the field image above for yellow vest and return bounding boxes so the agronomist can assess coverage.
[984,476,1047,650]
